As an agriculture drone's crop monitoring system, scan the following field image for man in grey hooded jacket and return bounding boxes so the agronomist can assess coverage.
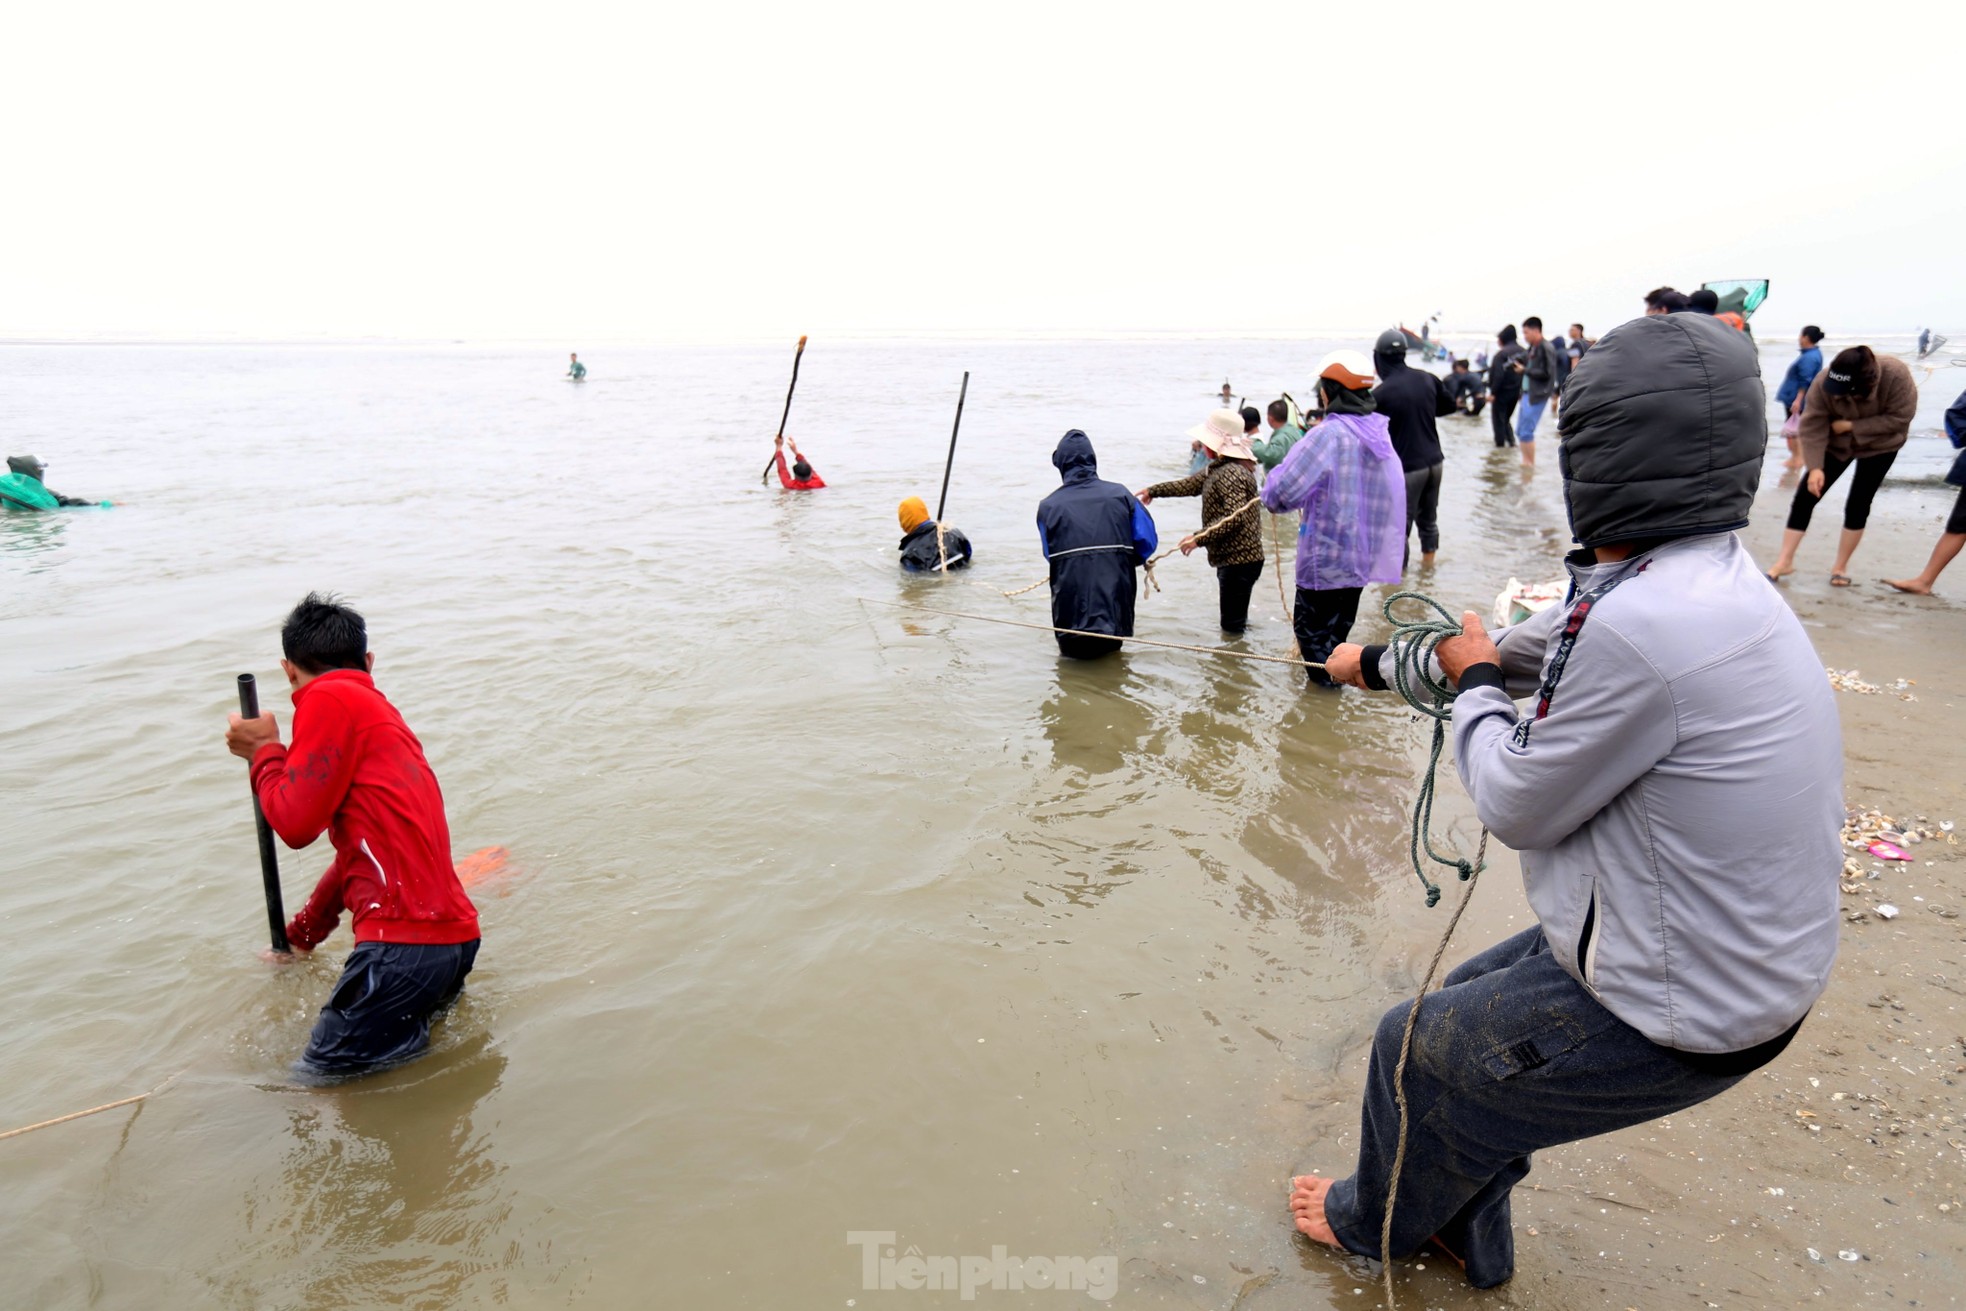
[1288,312,1843,1288]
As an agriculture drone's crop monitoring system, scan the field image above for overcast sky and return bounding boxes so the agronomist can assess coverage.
[5,0,1962,343]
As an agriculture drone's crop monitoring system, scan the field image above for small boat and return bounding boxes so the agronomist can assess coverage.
[1493,576,1567,629]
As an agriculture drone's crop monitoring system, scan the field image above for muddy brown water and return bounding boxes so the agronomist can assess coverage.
[2,337,1961,1307]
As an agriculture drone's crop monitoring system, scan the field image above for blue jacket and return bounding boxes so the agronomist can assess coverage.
[1036,431,1157,639]
[1774,345,1821,412]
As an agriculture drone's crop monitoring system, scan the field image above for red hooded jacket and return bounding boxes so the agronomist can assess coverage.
[774,450,826,490]
[250,669,479,949]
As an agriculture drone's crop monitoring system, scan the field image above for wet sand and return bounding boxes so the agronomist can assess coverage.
[1248,455,1966,1310]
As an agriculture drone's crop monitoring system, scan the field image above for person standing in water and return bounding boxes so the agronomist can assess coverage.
[0,455,106,511]
[1138,410,1265,634]
[1510,317,1562,463]
[1444,359,1485,417]
[1372,328,1455,570]
[1484,326,1524,449]
[772,434,826,490]
[1259,351,1405,686]
[1252,399,1304,473]
[567,353,587,381]
[896,496,973,572]
[1765,344,1916,586]
[1037,430,1157,659]
[224,593,481,1080]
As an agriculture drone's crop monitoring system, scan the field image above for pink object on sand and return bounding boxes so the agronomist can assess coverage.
[1866,840,1912,862]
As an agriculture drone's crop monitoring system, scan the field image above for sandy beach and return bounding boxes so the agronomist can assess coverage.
[1243,457,1966,1310]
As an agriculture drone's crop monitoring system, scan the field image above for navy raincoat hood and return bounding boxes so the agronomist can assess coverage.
[1053,429,1099,482]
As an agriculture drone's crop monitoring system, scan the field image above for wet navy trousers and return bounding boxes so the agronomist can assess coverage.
[300,939,480,1079]
[1292,586,1363,688]
[1322,927,1765,1288]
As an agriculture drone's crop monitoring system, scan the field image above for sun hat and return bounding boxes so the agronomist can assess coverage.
[1316,350,1377,392]
[1186,408,1254,460]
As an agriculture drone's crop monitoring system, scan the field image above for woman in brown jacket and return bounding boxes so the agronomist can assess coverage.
[1137,409,1266,633]
[1766,345,1917,586]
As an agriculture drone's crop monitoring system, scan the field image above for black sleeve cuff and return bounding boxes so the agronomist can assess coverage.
[1456,661,1506,693]
[1359,644,1389,691]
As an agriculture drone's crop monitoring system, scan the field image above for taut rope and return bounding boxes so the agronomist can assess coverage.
[1002,495,1263,600]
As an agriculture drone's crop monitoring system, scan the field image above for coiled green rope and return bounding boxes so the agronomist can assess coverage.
[1381,591,1485,907]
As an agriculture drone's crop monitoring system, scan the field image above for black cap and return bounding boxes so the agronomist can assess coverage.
[6,454,46,478]
[1374,328,1409,356]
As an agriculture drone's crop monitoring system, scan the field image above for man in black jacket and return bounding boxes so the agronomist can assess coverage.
[1510,316,1564,465]
[1445,360,1485,416]
[1485,326,1525,450]
[1372,329,1455,569]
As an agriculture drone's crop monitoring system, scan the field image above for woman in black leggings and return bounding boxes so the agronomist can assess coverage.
[1766,345,1917,586]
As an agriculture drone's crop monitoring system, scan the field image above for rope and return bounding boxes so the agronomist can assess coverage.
[0,1070,184,1143]
[1380,829,1488,1311]
[1379,591,1483,908]
[859,598,1328,669]
[1003,495,1262,600]
[1272,507,1297,655]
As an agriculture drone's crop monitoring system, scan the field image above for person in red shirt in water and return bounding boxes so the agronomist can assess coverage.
[225,592,481,1081]
[773,433,826,490]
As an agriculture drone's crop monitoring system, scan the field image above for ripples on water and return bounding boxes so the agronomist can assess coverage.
[1,338,1958,1307]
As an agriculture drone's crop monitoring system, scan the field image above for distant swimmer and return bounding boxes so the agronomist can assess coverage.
[1219,381,1234,403]
[0,455,108,511]
[224,593,481,1081]
[1036,430,1157,660]
[773,434,826,490]
[896,496,973,572]
[567,353,587,381]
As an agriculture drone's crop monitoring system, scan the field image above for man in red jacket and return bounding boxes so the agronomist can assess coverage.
[773,433,827,489]
[226,593,481,1080]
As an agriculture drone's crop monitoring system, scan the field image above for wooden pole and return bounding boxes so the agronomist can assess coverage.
[934,371,969,522]
[237,675,289,953]
[760,335,810,484]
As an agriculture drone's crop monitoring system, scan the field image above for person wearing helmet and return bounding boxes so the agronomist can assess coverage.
[0,455,107,511]
[1258,350,1405,686]
[1300,313,1840,1290]
[1372,328,1456,571]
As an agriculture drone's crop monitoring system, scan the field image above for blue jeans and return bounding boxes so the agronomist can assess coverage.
[1321,928,1762,1288]
[1514,397,1550,443]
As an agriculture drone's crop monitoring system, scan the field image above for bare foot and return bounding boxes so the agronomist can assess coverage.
[1766,562,1795,580]
[1288,1174,1343,1248]
[1420,552,1437,569]
[1883,577,1934,595]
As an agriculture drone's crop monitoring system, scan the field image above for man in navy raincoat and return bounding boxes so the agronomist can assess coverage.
[1036,430,1157,659]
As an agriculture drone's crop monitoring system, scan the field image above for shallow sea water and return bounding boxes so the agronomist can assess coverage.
[1,336,1960,1308]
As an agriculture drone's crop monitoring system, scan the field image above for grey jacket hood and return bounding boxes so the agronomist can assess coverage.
[1556,313,1765,548]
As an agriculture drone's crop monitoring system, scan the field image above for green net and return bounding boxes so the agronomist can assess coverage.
[1701,279,1770,319]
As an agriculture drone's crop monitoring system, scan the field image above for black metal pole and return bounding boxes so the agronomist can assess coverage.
[761,335,809,485]
[934,370,969,522]
[237,674,290,953]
